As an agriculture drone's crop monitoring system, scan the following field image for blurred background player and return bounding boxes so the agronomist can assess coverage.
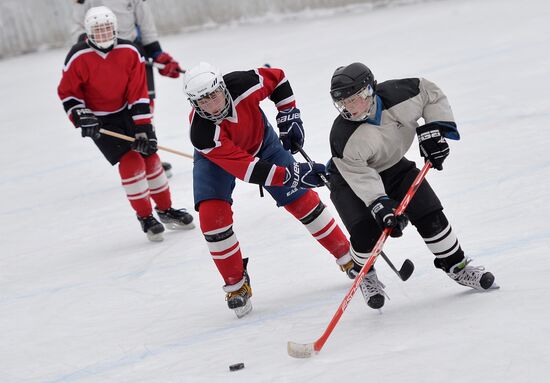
[58,6,194,242]
[72,0,183,178]
[183,62,353,318]
[327,62,498,309]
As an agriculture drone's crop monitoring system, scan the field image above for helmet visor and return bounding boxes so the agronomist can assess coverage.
[333,84,374,121]
[191,84,231,123]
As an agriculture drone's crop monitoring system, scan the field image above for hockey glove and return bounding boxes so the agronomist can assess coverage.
[284,162,326,189]
[71,108,101,140]
[154,52,182,78]
[368,196,409,238]
[131,124,158,156]
[417,122,450,171]
[276,107,305,154]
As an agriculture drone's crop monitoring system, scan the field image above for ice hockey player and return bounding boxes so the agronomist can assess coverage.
[58,6,194,241]
[183,62,353,318]
[72,0,183,178]
[326,62,499,309]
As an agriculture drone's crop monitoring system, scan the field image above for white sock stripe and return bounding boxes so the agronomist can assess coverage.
[434,240,461,259]
[149,182,169,195]
[336,251,352,266]
[147,171,168,191]
[211,244,241,260]
[423,224,451,243]
[425,227,458,255]
[127,190,150,200]
[121,171,146,184]
[206,233,239,253]
[204,224,233,236]
[350,247,371,266]
[305,208,333,235]
[146,166,164,180]
[314,220,337,240]
[123,178,149,196]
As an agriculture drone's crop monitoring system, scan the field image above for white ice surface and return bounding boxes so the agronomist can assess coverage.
[1,0,550,382]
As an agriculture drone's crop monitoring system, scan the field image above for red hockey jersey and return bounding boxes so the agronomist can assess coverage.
[57,39,151,126]
[190,67,296,186]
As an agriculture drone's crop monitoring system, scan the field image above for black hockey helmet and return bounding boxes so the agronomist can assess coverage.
[330,62,376,102]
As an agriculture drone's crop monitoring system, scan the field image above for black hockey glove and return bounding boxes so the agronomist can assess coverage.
[276,107,305,154]
[72,108,101,140]
[131,124,158,156]
[368,196,409,238]
[416,122,450,171]
[284,162,326,189]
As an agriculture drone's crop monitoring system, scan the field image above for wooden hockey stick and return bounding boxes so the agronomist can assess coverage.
[287,161,432,358]
[99,128,193,159]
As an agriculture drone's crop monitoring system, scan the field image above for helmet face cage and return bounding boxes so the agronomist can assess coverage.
[333,84,374,122]
[190,82,231,123]
[85,7,117,49]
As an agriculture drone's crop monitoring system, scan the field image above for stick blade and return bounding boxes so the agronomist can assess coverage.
[287,341,315,358]
[399,259,415,281]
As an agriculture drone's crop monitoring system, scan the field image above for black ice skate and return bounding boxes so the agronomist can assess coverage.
[224,259,252,318]
[445,258,499,291]
[161,162,173,178]
[137,214,165,242]
[347,265,388,310]
[155,207,195,230]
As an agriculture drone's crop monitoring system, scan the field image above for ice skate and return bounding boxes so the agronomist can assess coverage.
[161,162,173,178]
[137,214,165,242]
[346,263,388,310]
[155,207,195,230]
[445,258,499,291]
[224,267,253,319]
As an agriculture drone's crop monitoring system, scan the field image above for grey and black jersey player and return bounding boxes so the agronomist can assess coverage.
[326,62,498,309]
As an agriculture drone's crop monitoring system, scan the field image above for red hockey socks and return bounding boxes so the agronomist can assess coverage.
[143,153,171,211]
[284,190,350,260]
[119,150,152,217]
[199,199,244,286]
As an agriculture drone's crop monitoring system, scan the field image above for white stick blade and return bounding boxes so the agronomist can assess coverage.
[287,341,315,358]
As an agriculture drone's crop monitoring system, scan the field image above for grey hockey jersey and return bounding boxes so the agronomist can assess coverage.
[329,77,457,207]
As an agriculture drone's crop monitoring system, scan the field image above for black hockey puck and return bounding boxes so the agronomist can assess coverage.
[229,363,245,372]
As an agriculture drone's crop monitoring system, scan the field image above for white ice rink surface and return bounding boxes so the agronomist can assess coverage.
[1,0,549,382]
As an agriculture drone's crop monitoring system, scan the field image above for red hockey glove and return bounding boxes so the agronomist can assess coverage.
[154,52,182,78]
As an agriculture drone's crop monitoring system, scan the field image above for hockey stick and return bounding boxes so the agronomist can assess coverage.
[287,161,432,358]
[297,147,414,281]
[98,128,193,159]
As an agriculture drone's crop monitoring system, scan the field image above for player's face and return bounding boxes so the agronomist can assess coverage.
[197,89,227,116]
[336,90,373,120]
[91,22,115,45]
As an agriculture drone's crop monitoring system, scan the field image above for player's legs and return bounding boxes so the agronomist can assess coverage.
[258,115,351,263]
[193,151,251,315]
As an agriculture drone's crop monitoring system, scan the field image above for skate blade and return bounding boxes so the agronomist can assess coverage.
[233,300,252,319]
[287,341,315,358]
[147,232,164,242]
[164,222,195,230]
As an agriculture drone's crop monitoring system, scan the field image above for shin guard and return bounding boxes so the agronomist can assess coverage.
[284,190,350,259]
[199,200,244,286]
[119,151,152,217]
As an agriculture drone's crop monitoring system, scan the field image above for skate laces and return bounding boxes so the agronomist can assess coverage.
[450,258,486,283]
[361,270,388,299]
[225,282,252,301]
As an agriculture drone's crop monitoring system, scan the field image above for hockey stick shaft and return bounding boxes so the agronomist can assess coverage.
[288,161,431,357]
[297,146,411,280]
[99,128,194,159]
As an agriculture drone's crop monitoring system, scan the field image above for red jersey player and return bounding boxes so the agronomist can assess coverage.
[183,62,354,318]
[57,6,194,241]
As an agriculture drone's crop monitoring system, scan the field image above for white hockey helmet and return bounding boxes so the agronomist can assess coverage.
[183,62,231,122]
[84,6,118,50]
